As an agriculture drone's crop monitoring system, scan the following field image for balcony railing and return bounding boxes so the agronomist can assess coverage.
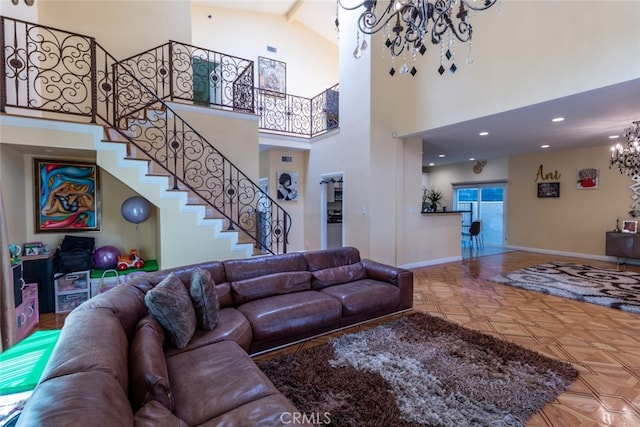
[1,16,290,255]
[119,40,339,137]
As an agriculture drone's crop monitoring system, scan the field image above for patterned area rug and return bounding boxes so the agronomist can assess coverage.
[257,312,578,427]
[490,262,640,314]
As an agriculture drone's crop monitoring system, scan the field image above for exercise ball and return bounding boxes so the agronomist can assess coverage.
[121,196,152,224]
[93,245,120,269]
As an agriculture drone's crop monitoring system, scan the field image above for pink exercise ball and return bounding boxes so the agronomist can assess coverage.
[93,245,120,269]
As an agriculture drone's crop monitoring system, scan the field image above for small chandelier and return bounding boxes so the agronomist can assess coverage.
[610,121,640,177]
[336,0,499,76]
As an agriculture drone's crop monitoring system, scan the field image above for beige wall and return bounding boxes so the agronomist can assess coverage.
[0,118,158,260]
[34,0,192,58]
[508,144,630,256]
[259,147,306,252]
[427,159,510,210]
[427,143,631,258]
[168,104,260,182]
[384,1,640,136]
[396,137,462,267]
[190,5,338,98]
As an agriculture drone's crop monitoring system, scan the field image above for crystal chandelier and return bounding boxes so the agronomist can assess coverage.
[610,121,640,177]
[336,0,499,76]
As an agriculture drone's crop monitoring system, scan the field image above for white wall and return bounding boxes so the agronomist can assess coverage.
[387,1,640,136]
[190,5,338,98]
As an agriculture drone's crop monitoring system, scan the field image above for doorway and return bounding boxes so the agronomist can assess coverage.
[192,56,221,106]
[453,183,506,247]
[320,173,344,249]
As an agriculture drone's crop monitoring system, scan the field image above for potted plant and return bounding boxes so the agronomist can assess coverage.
[422,187,443,212]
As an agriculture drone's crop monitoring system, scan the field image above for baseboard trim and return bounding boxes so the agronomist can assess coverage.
[504,245,625,264]
[399,256,463,270]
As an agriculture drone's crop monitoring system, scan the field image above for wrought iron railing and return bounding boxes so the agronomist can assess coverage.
[255,84,339,137]
[1,16,290,254]
[118,41,255,114]
[119,40,339,137]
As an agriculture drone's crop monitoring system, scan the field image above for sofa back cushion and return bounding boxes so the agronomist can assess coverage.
[130,315,173,411]
[145,273,196,349]
[310,262,367,290]
[38,306,131,392]
[231,271,312,305]
[304,247,362,271]
[223,252,307,282]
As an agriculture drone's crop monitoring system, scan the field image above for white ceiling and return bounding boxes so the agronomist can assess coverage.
[197,1,640,168]
[419,78,640,167]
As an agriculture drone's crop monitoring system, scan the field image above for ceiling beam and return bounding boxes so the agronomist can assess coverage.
[286,0,306,23]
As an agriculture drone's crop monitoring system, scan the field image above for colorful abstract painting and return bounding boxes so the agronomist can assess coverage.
[34,159,100,232]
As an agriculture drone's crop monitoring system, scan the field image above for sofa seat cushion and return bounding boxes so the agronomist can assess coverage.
[166,340,281,426]
[231,271,312,304]
[134,400,187,427]
[204,394,310,427]
[237,291,342,342]
[320,279,400,316]
[164,308,252,357]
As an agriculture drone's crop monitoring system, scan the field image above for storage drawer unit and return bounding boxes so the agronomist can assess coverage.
[16,283,39,341]
[54,271,90,313]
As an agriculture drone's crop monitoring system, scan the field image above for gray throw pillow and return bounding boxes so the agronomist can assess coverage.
[145,273,196,349]
[189,267,220,330]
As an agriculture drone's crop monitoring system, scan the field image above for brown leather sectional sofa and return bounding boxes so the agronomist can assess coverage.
[17,247,413,426]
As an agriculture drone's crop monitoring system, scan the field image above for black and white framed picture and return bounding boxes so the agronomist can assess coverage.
[276,171,298,201]
[537,182,560,198]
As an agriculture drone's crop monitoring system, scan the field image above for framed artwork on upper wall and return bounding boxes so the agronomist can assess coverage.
[34,158,101,232]
[258,56,286,95]
[537,182,560,198]
[577,167,599,189]
[276,171,298,201]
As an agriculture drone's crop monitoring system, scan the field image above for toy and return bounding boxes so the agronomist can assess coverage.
[93,245,120,269]
[117,249,144,271]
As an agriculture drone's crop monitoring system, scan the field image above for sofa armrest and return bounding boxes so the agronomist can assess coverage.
[361,259,414,310]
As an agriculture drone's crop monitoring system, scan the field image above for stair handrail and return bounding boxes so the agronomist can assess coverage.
[1,16,290,254]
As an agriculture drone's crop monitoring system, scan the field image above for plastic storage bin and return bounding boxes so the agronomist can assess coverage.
[54,271,90,313]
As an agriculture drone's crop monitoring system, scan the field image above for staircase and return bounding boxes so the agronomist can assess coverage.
[95,135,254,267]
[1,16,291,260]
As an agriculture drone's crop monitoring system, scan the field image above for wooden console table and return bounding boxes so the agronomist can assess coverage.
[605,232,640,267]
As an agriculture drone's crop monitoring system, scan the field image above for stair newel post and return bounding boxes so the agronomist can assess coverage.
[168,41,174,102]
[89,37,97,123]
[170,113,179,190]
[0,17,6,114]
[112,62,118,127]
[226,165,235,231]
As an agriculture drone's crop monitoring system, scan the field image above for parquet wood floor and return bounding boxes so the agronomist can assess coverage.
[38,250,640,426]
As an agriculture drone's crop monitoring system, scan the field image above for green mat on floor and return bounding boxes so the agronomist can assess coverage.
[0,330,60,395]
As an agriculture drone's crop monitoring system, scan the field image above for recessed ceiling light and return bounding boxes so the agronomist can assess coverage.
[428,162,435,166]
[478,131,489,136]
[609,135,620,139]
[438,154,445,158]
[541,144,550,149]
[551,117,564,122]
[469,157,476,161]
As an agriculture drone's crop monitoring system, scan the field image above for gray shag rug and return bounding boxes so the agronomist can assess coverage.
[490,262,640,314]
[257,312,578,427]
